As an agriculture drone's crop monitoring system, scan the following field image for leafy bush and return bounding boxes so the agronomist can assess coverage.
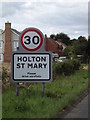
[53,59,81,79]
[53,62,62,74]
[61,60,74,75]
[53,62,63,80]
[72,59,81,70]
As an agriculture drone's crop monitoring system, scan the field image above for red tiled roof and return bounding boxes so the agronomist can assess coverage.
[45,37,58,53]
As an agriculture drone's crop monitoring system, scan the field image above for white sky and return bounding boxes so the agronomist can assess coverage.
[0,0,89,39]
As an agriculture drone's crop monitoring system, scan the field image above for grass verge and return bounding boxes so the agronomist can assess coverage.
[2,69,88,118]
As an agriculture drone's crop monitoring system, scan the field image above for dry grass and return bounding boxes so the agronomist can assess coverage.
[0,62,11,75]
[82,65,88,70]
[2,62,11,73]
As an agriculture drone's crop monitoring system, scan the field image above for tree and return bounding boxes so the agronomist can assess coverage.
[75,36,88,55]
[50,34,56,40]
[87,36,90,57]
[63,45,76,59]
[63,36,88,63]
[87,36,90,63]
[72,36,88,63]
[71,39,77,45]
[55,33,71,45]
[50,32,71,45]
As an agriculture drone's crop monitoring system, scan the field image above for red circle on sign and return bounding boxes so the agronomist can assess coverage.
[21,29,43,51]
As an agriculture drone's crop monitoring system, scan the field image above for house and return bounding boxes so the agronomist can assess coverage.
[0,29,4,61]
[56,40,67,55]
[56,40,67,51]
[0,21,64,62]
[0,21,20,62]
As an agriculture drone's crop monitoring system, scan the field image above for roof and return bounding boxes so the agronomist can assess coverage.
[48,38,59,46]
[0,29,3,34]
[56,41,67,47]
[11,28,20,35]
[45,36,61,53]
[1,28,20,35]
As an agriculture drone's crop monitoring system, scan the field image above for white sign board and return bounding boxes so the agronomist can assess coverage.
[12,53,51,82]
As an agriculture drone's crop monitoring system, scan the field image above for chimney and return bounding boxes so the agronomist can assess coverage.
[45,34,48,51]
[4,21,11,62]
[45,34,47,39]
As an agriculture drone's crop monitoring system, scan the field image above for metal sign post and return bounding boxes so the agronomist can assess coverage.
[16,83,19,96]
[42,82,45,93]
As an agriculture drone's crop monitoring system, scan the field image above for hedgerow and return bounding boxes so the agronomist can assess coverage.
[53,59,81,80]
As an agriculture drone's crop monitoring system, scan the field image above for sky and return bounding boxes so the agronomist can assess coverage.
[0,0,89,39]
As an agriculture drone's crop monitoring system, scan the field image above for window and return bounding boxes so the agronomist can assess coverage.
[0,41,2,48]
[0,54,3,61]
[14,41,18,49]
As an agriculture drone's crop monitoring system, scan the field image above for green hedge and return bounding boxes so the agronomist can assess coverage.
[53,59,81,79]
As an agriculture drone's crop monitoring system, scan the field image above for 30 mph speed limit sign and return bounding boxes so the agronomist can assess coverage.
[21,28,43,51]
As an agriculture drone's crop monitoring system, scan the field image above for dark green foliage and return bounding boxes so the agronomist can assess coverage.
[53,62,63,79]
[61,60,74,75]
[72,59,81,70]
[50,34,56,40]
[56,33,71,45]
[75,36,88,55]
[50,32,71,45]
[64,36,88,63]
[87,36,90,58]
[53,59,81,79]
[63,45,76,59]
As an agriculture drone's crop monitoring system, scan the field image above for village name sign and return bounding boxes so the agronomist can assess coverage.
[11,28,52,82]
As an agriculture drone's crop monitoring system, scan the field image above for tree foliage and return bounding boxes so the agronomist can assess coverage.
[50,34,56,40]
[63,36,88,63]
[73,36,88,55]
[50,32,71,45]
[50,31,89,63]
[87,36,90,57]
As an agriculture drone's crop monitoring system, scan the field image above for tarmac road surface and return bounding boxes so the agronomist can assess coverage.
[64,95,88,118]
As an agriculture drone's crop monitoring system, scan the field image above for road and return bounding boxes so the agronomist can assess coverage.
[64,95,88,118]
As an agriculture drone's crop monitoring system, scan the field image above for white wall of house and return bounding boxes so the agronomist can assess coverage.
[11,30,19,51]
[0,30,4,61]
[2,32,5,54]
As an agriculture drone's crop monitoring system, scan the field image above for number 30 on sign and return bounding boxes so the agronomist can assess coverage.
[21,29,43,51]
